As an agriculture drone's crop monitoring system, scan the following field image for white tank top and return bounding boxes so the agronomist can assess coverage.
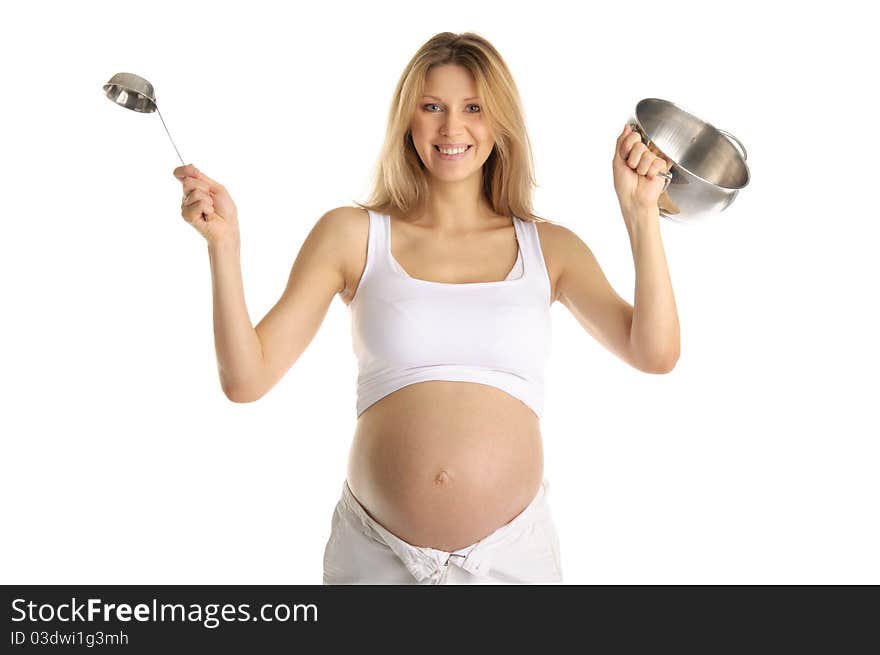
[348,210,552,420]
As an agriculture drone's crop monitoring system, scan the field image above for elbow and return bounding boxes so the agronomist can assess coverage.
[633,341,679,374]
[221,367,268,402]
[645,349,679,374]
[629,324,680,374]
[226,392,258,404]
[648,359,677,374]
[222,384,262,404]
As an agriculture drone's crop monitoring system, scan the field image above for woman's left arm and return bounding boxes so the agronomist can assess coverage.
[551,125,680,374]
[614,123,680,372]
[625,206,680,373]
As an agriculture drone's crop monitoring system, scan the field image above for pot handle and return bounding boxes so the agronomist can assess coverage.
[629,122,673,193]
[656,169,673,193]
[718,128,748,161]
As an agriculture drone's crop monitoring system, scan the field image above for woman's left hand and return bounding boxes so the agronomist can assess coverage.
[612,123,674,217]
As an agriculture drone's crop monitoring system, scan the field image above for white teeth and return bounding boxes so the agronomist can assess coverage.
[438,146,469,155]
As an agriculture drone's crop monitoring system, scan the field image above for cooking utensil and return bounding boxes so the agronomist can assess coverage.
[102,72,208,221]
[102,72,186,164]
[627,98,750,223]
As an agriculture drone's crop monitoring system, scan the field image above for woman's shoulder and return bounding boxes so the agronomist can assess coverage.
[320,206,371,302]
[528,218,572,256]
[526,218,576,305]
[323,205,370,224]
[320,206,371,244]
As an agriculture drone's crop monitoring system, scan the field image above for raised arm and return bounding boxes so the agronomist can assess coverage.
[234,207,356,402]
[553,221,678,374]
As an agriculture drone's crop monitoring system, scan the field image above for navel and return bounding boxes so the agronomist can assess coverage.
[434,469,451,486]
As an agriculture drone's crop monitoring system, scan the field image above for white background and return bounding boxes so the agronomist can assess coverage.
[1,0,877,585]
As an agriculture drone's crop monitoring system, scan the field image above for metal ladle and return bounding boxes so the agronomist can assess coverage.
[102,72,207,220]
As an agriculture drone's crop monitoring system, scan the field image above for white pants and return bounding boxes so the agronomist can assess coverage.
[322,478,563,584]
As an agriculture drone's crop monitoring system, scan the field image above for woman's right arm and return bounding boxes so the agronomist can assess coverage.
[207,238,266,401]
[174,164,352,402]
[209,208,352,403]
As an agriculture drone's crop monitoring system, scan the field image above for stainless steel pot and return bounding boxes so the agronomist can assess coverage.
[628,98,750,223]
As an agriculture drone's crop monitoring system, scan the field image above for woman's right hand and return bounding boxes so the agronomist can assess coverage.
[173,163,240,247]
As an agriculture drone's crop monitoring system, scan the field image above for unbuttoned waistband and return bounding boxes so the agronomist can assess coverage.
[337,478,551,583]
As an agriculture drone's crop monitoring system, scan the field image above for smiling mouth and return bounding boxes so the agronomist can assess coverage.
[434,145,472,152]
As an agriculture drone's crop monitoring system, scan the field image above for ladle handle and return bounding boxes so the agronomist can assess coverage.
[157,107,208,221]
[718,128,748,161]
[156,105,186,165]
[156,106,185,166]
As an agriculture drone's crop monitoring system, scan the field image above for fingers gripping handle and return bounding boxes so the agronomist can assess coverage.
[628,122,673,194]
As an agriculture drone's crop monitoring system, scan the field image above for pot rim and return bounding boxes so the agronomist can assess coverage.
[634,98,750,191]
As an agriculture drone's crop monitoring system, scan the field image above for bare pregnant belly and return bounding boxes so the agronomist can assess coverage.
[345,381,545,553]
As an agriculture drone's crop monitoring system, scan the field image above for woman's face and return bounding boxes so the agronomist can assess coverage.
[410,64,494,182]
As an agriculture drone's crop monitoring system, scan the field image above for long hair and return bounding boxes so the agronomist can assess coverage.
[352,31,559,225]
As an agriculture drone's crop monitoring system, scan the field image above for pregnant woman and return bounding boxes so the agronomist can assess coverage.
[173,31,680,584]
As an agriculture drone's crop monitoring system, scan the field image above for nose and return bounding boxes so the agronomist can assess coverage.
[441,113,465,139]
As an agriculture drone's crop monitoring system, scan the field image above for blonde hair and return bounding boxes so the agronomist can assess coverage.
[352,31,559,226]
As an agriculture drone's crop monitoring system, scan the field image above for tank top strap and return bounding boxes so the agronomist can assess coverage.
[514,216,552,299]
[512,216,541,275]
[364,209,388,276]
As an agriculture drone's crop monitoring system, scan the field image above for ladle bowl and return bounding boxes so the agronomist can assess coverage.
[102,72,205,218]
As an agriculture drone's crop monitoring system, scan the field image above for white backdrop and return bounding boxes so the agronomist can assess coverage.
[1,0,876,585]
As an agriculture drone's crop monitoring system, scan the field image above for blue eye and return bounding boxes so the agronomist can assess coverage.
[422,103,481,113]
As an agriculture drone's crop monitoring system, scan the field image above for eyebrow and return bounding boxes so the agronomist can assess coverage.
[422,95,480,102]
